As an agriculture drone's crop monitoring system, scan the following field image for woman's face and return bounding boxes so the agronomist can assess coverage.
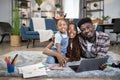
[68,24,77,38]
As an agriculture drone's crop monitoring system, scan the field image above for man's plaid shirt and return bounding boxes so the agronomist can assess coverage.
[78,31,110,58]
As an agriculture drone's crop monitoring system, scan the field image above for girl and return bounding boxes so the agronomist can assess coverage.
[43,19,68,66]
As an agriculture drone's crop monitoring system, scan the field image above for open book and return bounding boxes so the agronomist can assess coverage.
[18,62,47,78]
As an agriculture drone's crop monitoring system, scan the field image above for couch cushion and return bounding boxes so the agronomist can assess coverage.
[24,27,30,31]
[45,19,57,31]
[29,19,34,31]
[26,31,39,35]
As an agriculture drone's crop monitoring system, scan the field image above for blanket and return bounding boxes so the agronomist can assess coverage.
[0,51,120,78]
[32,18,54,42]
[37,30,54,42]
[32,18,46,30]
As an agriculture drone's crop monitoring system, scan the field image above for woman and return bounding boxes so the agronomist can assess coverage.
[43,19,81,66]
[67,22,81,61]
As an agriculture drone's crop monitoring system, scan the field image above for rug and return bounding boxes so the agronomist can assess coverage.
[0,51,120,78]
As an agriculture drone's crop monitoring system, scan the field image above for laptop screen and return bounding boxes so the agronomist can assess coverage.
[69,58,107,73]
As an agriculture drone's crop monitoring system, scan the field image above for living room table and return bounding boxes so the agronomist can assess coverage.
[98,23,113,32]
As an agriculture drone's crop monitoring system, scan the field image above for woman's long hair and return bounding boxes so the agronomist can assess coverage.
[67,23,81,61]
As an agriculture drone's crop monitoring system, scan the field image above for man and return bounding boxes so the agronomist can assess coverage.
[77,17,110,58]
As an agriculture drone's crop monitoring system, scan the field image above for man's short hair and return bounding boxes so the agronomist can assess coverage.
[77,17,92,28]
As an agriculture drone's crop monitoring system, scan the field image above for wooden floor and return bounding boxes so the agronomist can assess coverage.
[0,40,49,55]
[0,41,120,80]
[0,40,120,55]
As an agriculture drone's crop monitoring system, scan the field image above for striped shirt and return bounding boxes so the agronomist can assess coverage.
[78,31,110,58]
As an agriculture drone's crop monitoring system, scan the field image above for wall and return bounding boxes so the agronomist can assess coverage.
[0,0,119,25]
[63,0,120,21]
[0,0,120,41]
[104,0,120,41]
[63,0,79,18]
[0,0,12,24]
[104,0,120,23]
[0,0,12,41]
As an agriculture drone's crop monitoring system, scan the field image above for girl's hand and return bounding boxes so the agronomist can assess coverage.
[56,54,67,67]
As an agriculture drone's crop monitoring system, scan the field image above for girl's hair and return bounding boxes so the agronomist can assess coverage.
[56,19,67,25]
[53,17,67,25]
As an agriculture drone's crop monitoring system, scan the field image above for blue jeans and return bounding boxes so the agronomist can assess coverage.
[46,48,58,64]
[46,47,66,64]
[46,56,57,64]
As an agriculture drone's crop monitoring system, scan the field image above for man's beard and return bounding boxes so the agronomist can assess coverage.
[86,32,96,42]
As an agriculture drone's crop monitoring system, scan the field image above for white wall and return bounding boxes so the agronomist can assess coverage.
[104,0,120,23]
[104,0,120,41]
[63,0,79,18]
[0,0,12,24]
[0,0,12,41]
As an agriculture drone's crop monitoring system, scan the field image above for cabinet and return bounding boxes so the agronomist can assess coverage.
[18,0,31,26]
[85,0,104,21]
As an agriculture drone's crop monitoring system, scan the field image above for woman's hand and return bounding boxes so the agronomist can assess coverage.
[56,53,67,67]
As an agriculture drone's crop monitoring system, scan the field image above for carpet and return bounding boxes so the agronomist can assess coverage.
[0,51,120,78]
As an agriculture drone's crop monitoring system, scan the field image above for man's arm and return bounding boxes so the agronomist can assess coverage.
[97,35,110,57]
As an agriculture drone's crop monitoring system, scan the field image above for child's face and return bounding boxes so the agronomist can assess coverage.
[56,20,67,34]
[68,24,77,38]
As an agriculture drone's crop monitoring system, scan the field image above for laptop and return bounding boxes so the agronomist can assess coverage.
[69,58,108,72]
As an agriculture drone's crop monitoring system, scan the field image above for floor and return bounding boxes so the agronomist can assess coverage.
[0,40,120,55]
[0,40,120,80]
[0,77,119,80]
[0,40,48,55]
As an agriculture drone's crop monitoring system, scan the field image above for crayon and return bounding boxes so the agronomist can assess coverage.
[11,54,18,64]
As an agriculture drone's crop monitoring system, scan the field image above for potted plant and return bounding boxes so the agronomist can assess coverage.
[35,0,44,10]
[93,3,98,9]
[102,15,110,23]
[10,1,21,46]
[55,3,61,11]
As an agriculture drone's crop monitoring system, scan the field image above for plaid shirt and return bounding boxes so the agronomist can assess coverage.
[78,31,110,58]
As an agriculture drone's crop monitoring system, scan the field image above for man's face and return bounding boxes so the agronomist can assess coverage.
[80,23,95,39]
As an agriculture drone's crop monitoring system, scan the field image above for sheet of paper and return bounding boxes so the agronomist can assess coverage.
[18,62,47,78]
[48,64,64,70]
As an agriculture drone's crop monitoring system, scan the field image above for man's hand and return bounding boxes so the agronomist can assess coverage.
[96,53,106,58]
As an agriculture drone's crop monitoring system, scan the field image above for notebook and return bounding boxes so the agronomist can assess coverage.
[69,58,107,72]
[18,62,47,78]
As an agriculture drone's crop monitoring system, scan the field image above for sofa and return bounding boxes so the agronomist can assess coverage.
[29,18,79,33]
[0,22,12,43]
[20,18,79,48]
